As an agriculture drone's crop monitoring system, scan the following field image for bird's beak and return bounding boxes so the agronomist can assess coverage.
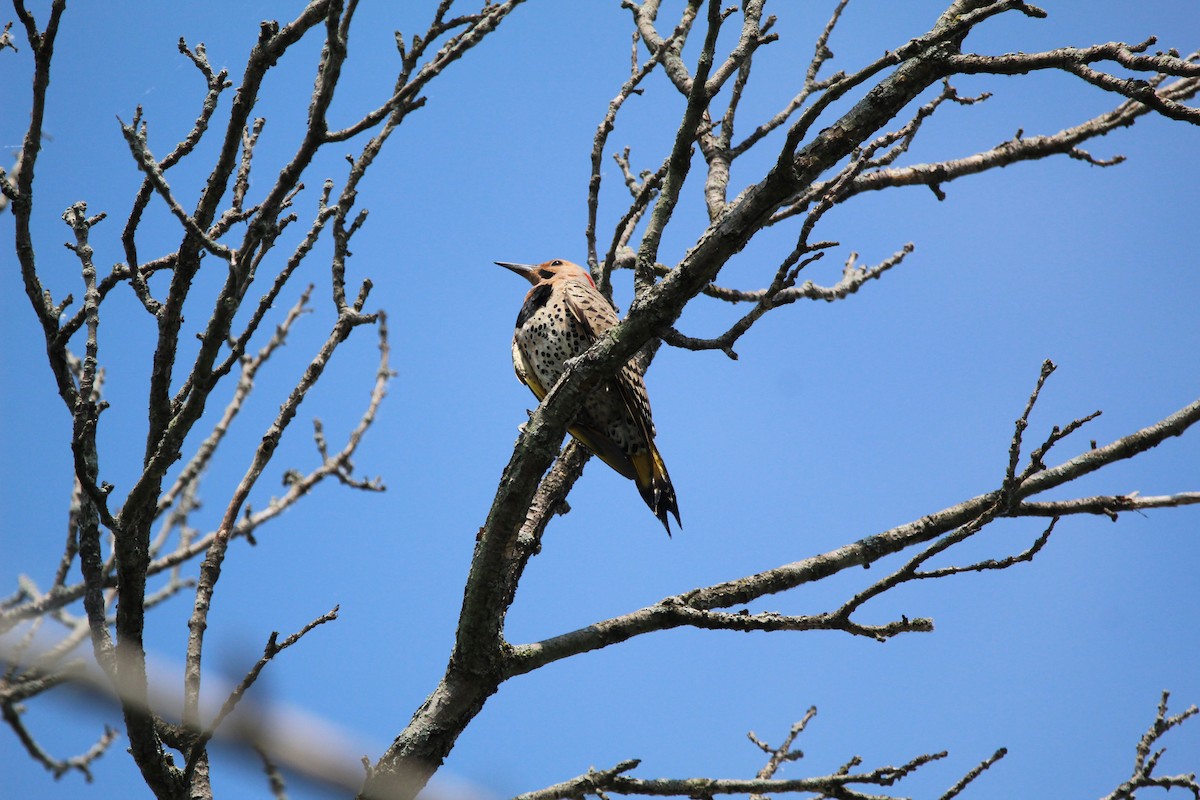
[495,261,538,285]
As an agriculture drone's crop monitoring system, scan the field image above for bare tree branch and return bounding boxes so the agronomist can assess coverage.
[1101,692,1200,800]
[366,4,1200,796]
[7,3,1199,799]
[778,64,1200,213]
[1,702,117,783]
[749,708,817,797]
[512,714,1012,800]
[0,635,404,798]
[504,384,1199,676]
[6,1,518,796]
[513,746,952,800]
[183,606,340,785]
[939,748,1008,800]
[587,10,695,279]
[1014,492,1200,519]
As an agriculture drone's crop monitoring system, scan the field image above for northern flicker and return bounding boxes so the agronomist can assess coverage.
[496,259,681,534]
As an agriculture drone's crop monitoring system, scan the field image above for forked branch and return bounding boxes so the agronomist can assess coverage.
[510,714,1000,800]
[504,369,1199,675]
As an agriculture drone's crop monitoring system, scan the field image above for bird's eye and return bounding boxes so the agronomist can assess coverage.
[550,260,562,266]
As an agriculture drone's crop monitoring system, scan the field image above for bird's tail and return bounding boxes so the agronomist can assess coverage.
[633,444,681,536]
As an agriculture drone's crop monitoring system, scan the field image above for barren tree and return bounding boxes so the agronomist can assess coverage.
[2,2,1198,799]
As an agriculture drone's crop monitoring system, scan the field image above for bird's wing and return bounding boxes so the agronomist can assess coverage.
[561,283,657,434]
[560,280,620,337]
[559,283,658,475]
[561,281,681,531]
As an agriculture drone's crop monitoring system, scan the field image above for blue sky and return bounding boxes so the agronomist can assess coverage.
[3,2,1199,799]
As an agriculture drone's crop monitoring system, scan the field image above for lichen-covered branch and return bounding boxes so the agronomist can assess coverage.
[7,3,1200,799]
[370,4,1200,798]
[504,381,1198,675]
[509,712,980,800]
[5,1,519,797]
[1100,692,1200,800]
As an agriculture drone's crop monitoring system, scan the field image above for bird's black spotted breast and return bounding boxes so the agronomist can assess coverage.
[516,283,553,328]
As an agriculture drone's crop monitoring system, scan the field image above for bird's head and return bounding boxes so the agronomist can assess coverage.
[495,259,596,288]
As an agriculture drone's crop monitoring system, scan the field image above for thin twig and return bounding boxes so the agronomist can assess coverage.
[183,606,340,784]
[1100,691,1200,800]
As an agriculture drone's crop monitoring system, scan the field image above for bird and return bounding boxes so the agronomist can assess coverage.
[496,258,681,534]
